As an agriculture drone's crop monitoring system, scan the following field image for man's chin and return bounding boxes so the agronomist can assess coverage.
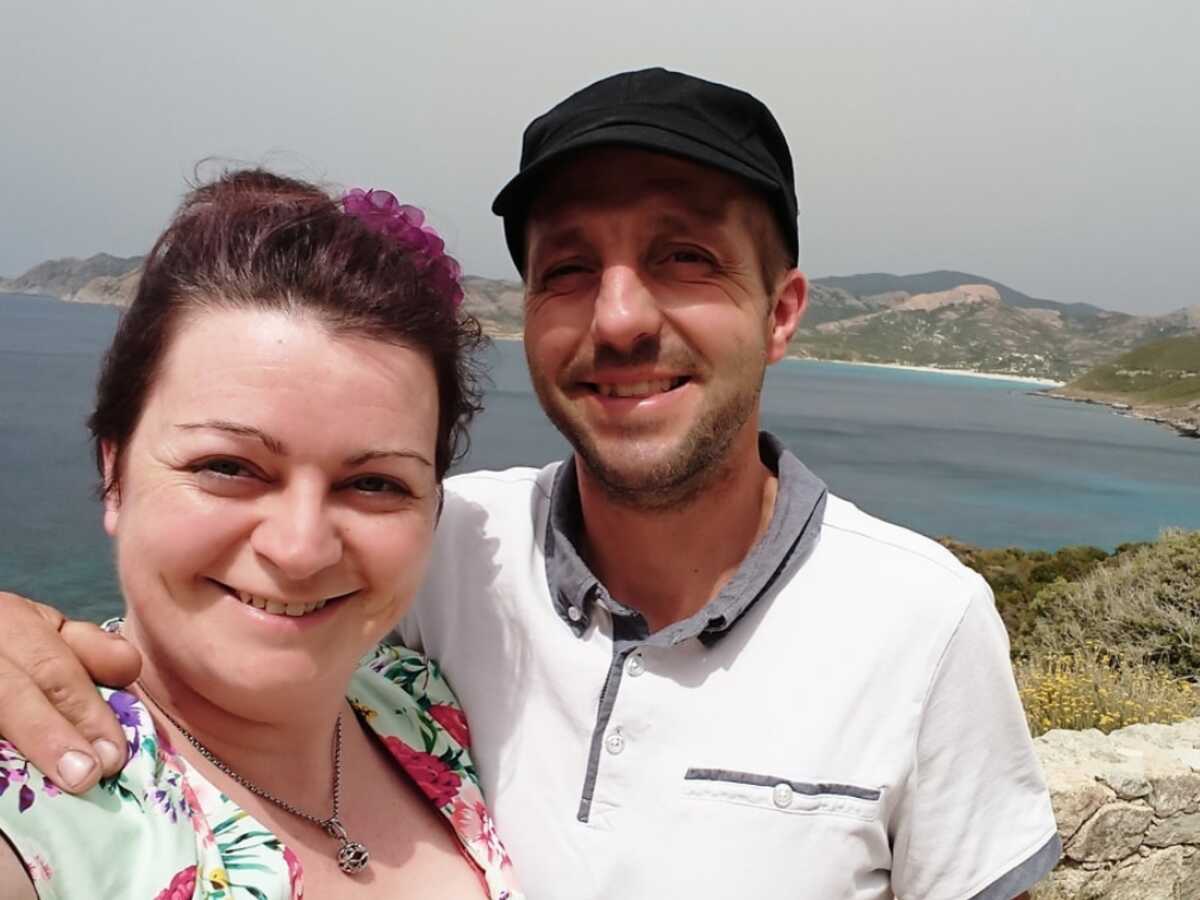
[572,437,717,510]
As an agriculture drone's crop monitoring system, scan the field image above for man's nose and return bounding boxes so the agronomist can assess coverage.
[591,265,662,353]
[250,483,343,582]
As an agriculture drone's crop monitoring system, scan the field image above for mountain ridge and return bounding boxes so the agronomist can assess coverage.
[5,255,1196,383]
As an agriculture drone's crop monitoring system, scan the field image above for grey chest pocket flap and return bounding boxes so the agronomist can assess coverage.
[684,768,884,820]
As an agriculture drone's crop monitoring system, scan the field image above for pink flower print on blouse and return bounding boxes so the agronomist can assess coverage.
[381,736,462,808]
[25,854,53,883]
[428,703,472,747]
[154,864,197,900]
[451,798,511,866]
[283,845,304,900]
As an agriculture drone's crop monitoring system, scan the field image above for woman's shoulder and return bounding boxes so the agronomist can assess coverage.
[0,687,202,897]
[348,644,521,898]
[349,642,472,749]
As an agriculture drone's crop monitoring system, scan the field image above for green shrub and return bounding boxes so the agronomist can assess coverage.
[1027,530,1200,677]
[939,539,1112,657]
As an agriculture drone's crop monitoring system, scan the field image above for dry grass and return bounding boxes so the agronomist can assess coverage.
[1027,530,1200,677]
[1015,647,1199,737]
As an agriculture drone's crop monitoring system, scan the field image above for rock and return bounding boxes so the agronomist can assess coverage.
[1145,813,1200,847]
[1065,802,1154,862]
[1148,773,1200,818]
[1099,769,1152,801]
[1032,866,1104,900]
[1048,777,1117,841]
[1101,846,1200,899]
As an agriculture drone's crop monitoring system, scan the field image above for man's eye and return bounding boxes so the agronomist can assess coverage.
[540,263,590,287]
[666,249,712,265]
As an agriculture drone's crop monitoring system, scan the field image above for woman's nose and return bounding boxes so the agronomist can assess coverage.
[249,485,342,582]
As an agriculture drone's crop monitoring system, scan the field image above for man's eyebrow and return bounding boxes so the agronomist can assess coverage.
[345,448,433,469]
[176,420,286,455]
[652,208,727,233]
[530,225,588,261]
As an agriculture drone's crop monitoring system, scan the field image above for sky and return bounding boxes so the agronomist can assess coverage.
[1,0,1197,315]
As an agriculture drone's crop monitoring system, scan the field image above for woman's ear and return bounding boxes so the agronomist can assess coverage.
[101,442,121,536]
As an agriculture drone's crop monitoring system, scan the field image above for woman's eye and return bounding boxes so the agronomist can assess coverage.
[198,459,250,478]
[351,475,407,495]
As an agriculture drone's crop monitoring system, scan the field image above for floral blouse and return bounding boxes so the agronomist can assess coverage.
[0,644,521,899]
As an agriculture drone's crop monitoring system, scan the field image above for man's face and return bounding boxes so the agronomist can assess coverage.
[522,148,804,508]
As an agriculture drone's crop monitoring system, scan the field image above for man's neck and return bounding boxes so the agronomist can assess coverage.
[576,428,778,634]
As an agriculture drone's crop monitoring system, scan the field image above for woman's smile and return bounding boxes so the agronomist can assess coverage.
[204,576,360,619]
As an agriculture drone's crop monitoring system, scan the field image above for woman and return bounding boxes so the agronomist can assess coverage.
[0,171,521,898]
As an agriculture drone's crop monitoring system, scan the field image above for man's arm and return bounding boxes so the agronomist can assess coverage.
[0,593,139,792]
[891,577,1061,898]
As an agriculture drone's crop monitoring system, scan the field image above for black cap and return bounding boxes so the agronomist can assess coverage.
[492,67,799,274]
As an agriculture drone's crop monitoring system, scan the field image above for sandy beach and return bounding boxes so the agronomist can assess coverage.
[787,357,1064,387]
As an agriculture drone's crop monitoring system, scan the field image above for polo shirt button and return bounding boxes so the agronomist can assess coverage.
[567,606,582,623]
[626,653,645,677]
[604,730,625,755]
[772,783,794,808]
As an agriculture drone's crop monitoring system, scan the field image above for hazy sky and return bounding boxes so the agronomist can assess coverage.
[2,0,1196,315]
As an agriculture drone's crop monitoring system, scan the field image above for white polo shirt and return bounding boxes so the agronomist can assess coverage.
[396,436,1059,899]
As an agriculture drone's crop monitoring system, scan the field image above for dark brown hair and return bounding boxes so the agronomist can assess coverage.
[90,169,485,492]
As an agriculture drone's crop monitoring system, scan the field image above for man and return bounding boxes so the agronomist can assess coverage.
[0,68,1058,898]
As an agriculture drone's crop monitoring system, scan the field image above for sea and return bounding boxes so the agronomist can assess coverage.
[3,292,1198,623]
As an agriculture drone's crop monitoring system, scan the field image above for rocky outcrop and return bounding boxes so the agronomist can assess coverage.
[1033,719,1200,898]
[70,267,141,306]
[891,283,1003,312]
[0,253,142,301]
[1042,391,1200,441]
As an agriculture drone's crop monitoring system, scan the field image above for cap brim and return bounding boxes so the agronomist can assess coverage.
[491,121,782,218]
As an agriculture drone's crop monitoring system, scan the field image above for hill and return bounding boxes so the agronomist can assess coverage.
[793,274,1197,383]
[1049,335,1200,436]
[0,253,142,303]
[813,270,1106,320]
[0,254,528,337]
[6,255,1198,387]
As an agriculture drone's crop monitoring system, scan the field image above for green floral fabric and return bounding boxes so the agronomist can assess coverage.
[0,643,521,899]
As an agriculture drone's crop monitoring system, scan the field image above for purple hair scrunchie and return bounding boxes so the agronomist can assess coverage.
[341,188,464,308]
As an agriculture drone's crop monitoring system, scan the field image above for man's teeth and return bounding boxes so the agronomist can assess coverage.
[234,590,329,617]
[596,378,680,398]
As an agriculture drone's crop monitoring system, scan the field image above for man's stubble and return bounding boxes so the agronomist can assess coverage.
[527,337,767,512]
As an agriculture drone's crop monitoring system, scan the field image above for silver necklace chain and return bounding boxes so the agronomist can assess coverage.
[136,681,370,875]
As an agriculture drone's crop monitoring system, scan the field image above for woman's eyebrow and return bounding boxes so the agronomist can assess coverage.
[344,448,433,468]
[176,420,286,455]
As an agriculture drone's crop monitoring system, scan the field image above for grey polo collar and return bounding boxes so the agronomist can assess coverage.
[543,432,828,647]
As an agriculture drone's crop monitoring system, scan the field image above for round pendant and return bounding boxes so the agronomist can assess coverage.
[338,840,370,874]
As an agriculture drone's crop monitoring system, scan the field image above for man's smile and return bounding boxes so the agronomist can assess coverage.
[585,375,690,399]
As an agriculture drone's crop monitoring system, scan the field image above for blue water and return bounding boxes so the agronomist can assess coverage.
[2,293,1197,622]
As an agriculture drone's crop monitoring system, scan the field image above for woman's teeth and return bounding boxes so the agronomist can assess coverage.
[234,590,328,617]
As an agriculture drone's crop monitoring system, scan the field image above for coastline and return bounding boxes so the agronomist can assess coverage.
[1036,390,1200,440]
[785,356,1064,387]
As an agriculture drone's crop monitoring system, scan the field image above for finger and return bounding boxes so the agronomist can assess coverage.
[60,620,142,689]
[0,663,108,793]
[0,594,125,790]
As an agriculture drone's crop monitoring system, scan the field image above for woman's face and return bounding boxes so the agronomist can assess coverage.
[104,307,440,710]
